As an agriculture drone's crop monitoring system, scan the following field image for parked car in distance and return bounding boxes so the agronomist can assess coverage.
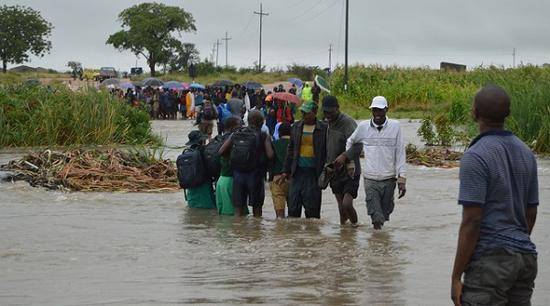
[95,67,117,82]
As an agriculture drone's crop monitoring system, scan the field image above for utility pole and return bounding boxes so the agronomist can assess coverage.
[344,0,349,91]
[210,42,216,63]
[222,32,232,68]
[254,3,269,72]
[328,44,333,73]
[215,39,222,67]
[512,48,516,68]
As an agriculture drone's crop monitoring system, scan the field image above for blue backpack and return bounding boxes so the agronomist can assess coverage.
[218,103,232,122]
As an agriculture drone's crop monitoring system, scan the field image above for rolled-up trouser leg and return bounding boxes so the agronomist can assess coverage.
[364,179,385,224]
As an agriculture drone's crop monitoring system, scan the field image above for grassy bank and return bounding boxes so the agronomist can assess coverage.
[0,72,69,86]
[0,84,160,147]
[331,65,550,153]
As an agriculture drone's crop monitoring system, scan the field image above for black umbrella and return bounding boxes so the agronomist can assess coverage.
[100,78,121,88]
[132,80,144,88]
[212,79,234,87]
[243,81,263,90]
[142,77,164,88]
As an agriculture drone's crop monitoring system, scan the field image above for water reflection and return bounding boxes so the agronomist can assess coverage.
[176,207,406,305]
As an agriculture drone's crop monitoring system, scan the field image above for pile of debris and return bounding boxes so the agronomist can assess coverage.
[0,149,179,192]
[406,144,463,168]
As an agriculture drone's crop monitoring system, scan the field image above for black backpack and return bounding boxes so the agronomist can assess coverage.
[203,134,227,180]
[176,146,207,189]
[230,127,260,172]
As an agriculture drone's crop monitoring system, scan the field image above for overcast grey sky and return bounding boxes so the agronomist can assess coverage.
[3,0,550,72]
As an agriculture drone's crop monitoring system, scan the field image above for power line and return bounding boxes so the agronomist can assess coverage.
[281,0,322,23]
[289,0,340,25]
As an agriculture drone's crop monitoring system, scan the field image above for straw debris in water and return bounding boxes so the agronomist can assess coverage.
[406,144,463,168]
[0,149,179,192]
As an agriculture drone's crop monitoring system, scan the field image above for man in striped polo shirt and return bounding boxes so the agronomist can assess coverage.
[451,85,539,306]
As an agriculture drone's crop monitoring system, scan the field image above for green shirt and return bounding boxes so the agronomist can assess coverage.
[270,137,290,175]
[220,155,232,177]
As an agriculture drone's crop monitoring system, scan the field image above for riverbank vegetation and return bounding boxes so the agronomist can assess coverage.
[331,65,550,153]
[0,84,160,147]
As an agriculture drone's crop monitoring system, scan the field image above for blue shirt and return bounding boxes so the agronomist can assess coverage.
[458,130,539,258]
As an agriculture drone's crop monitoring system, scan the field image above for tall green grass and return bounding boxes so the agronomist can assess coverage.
[331,65,550,153]
[0,84,160,147]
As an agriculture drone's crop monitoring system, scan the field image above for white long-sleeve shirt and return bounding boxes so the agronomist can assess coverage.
[346,118,406,181]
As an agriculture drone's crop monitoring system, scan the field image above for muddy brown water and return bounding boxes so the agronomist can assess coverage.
[1,119,549,305]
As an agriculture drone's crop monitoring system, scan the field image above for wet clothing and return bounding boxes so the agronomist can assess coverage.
[345,118,406,181]
[288,167,322,218]
[330,168,360,199]
[232,169,265,208]
[458,130,538,259]
[364,178,396,224]
[216,176,234,215]
[327,112,361,198]
[185,183,216,209]
[462,249,537,306]
[284,120,327,219]
[216,176,249,216]
[270,180,289,211]
[283,120,327,178]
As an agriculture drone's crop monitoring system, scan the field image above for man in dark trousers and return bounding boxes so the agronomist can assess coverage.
[451,85,539,306]
[279,101,327,218]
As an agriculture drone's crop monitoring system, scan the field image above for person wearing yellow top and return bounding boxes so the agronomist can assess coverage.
[279,101,327,218]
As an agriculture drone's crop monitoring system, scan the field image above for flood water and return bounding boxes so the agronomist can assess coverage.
[1,120,549,305]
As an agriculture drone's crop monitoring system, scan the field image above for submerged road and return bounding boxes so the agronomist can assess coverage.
[1,119,548,305]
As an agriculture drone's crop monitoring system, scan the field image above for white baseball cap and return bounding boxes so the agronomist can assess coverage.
[370,96,388,109]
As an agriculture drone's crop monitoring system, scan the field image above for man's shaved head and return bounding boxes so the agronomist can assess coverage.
[473,85,511,124]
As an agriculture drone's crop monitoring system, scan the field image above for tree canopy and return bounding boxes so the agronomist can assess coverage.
[0,5,53,73]
[107,2,197,76]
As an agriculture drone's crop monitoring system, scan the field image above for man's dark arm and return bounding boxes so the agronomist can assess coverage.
[264,134,274,160]
[218,136,232,156]
[526,206,537,235]
[282,129,295,175]
[343,143,363,161]
[451,206,482,306]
